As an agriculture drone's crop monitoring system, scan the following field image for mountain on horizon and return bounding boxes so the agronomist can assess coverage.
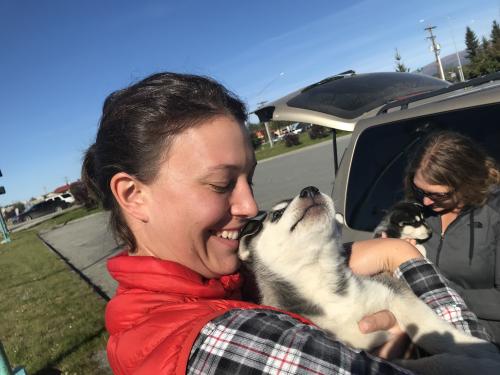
[416,50,469,77]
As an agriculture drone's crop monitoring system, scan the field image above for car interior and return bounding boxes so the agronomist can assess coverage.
[344,102,500,232]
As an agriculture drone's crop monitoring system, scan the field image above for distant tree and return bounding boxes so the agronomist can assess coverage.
[491,20,500,45]
[283,133,300,147]
[464,21,500,78]
[490,20,500,58]
[465,26,480,59]
[308,125,329,140]
[250,132,262,150]
[481,36,490,50]
[247,122,263,131]
[69,180,98,209]
[394,48,410,72]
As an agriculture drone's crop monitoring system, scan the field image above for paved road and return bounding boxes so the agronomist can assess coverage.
[254,136,350,209]
[39,136,351,299]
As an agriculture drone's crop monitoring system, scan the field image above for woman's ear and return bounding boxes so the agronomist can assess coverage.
[110,172,149,222]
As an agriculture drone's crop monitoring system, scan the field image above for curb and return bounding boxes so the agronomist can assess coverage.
[38,233,110,302]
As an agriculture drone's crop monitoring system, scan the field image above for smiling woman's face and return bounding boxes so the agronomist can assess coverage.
[136,115,258,278]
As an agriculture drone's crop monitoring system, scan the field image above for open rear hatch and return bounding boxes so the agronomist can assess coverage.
[254,71,449,172]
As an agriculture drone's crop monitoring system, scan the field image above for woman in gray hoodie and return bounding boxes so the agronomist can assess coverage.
[405,130,500,345]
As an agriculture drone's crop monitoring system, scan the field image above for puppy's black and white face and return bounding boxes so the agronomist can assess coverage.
[239,186,339,267]
[385,202,431,241]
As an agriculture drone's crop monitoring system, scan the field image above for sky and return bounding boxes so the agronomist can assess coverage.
[1,0,499,205]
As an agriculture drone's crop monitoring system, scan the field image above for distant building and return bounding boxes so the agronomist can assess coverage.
[53,184,71,194]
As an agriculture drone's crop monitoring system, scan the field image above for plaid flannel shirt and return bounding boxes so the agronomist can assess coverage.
[188,258,490,374]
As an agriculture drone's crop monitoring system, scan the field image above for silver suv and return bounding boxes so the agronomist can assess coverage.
[255,71,500,242]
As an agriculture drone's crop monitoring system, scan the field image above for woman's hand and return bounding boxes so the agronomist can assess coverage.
[349,238,422,359]
[349,238,423,276]
[358,310,411,360]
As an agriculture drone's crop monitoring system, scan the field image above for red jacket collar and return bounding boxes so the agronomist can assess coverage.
[107,251,243,299]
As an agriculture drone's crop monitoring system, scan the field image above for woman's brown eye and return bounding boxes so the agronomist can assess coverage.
[210,180,236,193]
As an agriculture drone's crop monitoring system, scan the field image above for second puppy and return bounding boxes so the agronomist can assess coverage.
[374,201,431,256]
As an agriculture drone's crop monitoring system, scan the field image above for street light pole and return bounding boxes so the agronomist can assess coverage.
[447,16,465,82]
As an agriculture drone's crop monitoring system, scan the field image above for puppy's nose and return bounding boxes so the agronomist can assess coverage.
[300,186,320,199]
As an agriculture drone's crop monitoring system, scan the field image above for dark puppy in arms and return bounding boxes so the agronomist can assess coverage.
[374,201,431,256]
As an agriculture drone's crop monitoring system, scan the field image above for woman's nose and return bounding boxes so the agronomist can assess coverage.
[422,196,434,206]
[231,181,259,218]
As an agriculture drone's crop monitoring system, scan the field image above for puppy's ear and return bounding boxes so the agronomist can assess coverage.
[335,213,345,225]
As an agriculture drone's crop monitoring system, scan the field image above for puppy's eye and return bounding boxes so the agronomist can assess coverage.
[271,209,285,222]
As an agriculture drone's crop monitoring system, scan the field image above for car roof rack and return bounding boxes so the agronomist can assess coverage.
[301,70,356,92]
[377,71,500,115]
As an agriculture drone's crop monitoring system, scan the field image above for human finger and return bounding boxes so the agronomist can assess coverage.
[403,238,417,246]
[358,310,397,333]
[373,331,411,360]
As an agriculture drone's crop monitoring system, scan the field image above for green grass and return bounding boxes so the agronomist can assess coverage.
[0,207,111,375]
[254,131,347,161]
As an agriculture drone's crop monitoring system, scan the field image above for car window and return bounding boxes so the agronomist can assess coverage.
[32,202,45,211]
[345,103,500,231]
[287,73,449,120]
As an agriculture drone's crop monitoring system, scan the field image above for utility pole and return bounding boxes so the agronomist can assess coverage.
[425,25,446,80]
[257,101,274,148]
[254,72,285,149]
[0,169,11,244]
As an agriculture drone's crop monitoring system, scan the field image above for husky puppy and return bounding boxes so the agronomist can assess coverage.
[239,186,499,373]
[374,201,431,257]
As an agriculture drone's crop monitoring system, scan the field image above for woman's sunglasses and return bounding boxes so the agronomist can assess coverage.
[411,182,454,203]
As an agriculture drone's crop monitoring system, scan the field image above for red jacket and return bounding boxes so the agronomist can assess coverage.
[105,252,309,375]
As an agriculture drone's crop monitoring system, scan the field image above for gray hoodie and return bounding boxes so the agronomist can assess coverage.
[424,187,500,343]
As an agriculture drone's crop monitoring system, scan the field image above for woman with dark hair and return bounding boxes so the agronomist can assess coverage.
[83,73,490,374]
[405,130,500,344]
